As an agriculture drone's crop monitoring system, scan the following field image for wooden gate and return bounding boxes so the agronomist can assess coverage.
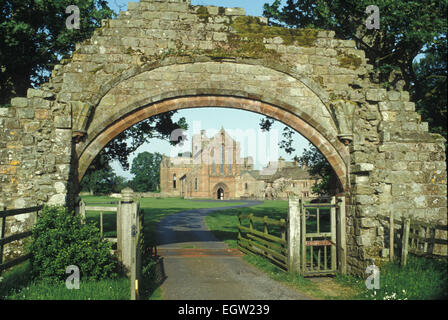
[236,196,347,276]
[77,187,144,300]
[299,196,346,276]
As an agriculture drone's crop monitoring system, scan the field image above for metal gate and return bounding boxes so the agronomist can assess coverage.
[299,196,346,276]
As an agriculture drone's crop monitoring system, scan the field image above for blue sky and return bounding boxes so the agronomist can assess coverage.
[105,0,307,179]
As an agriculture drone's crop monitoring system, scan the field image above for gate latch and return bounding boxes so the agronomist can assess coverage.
[131,225,137,237]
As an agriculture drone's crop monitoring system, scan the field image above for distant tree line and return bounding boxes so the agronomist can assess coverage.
[80,151,163,195]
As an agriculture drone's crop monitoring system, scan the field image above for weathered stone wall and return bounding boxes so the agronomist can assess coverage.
[0,0,446,274]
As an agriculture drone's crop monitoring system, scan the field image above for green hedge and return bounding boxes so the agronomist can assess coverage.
[29,206,117,283]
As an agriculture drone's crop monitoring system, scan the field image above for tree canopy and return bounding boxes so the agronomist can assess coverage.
[0,0,114,105]
[80,154,126,195]
[1,1,189,177]
[263,0,447,91]
[130,152,163,193]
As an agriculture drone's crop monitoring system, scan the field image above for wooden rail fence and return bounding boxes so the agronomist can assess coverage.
[237,213,288,272]
[378,213,448,265]
[0,205,43,274]
[78,200,118,241]
[77,188,143,300]
[237,196,346,276]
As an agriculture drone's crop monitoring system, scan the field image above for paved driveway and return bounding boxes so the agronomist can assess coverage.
[155,200,312,300]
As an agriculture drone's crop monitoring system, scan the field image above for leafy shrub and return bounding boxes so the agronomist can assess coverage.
[29,206,117,282]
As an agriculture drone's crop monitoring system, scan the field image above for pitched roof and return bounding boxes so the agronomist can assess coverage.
[267,167,317,182]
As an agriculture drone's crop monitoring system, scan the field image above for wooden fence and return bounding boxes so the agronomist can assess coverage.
[237,213,288,272]
[0,205,43,274]
[237,196,346,276]
[78,189,143,300]
[378,213,448,265]
[78,200,118,242]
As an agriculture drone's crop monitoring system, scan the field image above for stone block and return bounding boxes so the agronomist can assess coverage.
[225,7,245,16]
[366,89,387,102]
[387,90,401,101]
[27,88,55,99]
[54,116,72,129]
[353,163,374,173]
[17,108,34,119]
[0,108,9,117]
[355,195,375,205]
[11,97,29,108]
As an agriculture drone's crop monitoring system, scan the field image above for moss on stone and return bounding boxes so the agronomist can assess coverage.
[202,33,281,60]
[230,16,319,47]
[201,16,319,62]
[337,52,362,70]
[196,6,210,23]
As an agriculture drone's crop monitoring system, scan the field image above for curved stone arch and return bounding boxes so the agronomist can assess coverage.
[76,62,349,185]
[78,95,349,190]
[212,182,230,200]
[88,56,331,116]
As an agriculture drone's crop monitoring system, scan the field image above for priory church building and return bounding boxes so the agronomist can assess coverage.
[159,128,319,200]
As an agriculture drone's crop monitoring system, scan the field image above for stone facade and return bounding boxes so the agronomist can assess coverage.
[160,128,318,200]
[0,0,446,274]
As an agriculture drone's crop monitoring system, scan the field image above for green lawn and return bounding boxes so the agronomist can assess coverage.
[1,197,244,300]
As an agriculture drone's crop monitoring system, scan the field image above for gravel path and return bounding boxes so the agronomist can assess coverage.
[155,201,312,300]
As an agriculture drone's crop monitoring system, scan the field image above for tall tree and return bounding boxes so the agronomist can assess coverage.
[263,0,447,92]
[298,144,335,196]
[80,154,124,195]
[101,112,188,170]
[130,152,163,193]
[0,0,115,105]
[1,1,189,171]
[413,39,447,144]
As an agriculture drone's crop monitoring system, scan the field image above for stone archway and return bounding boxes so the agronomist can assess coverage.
[217,188,224,200]
[212,183,230,201]
[1,0,446,275]
[77,94,348,189]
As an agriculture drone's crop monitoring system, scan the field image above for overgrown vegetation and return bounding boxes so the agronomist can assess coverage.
[29,206,118,282]
[336,255,448,300]
[1,205,124,300]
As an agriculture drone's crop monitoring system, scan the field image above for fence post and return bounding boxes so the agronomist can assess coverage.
[117,187,141,300]
[401,217,410,266]
[288,196,301,274]
[389,211,394,261]
[117,188,137,272]
[0,206,5,269]
[300,197,306,273]
[337,196,347,274]
[330,196,337,271]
